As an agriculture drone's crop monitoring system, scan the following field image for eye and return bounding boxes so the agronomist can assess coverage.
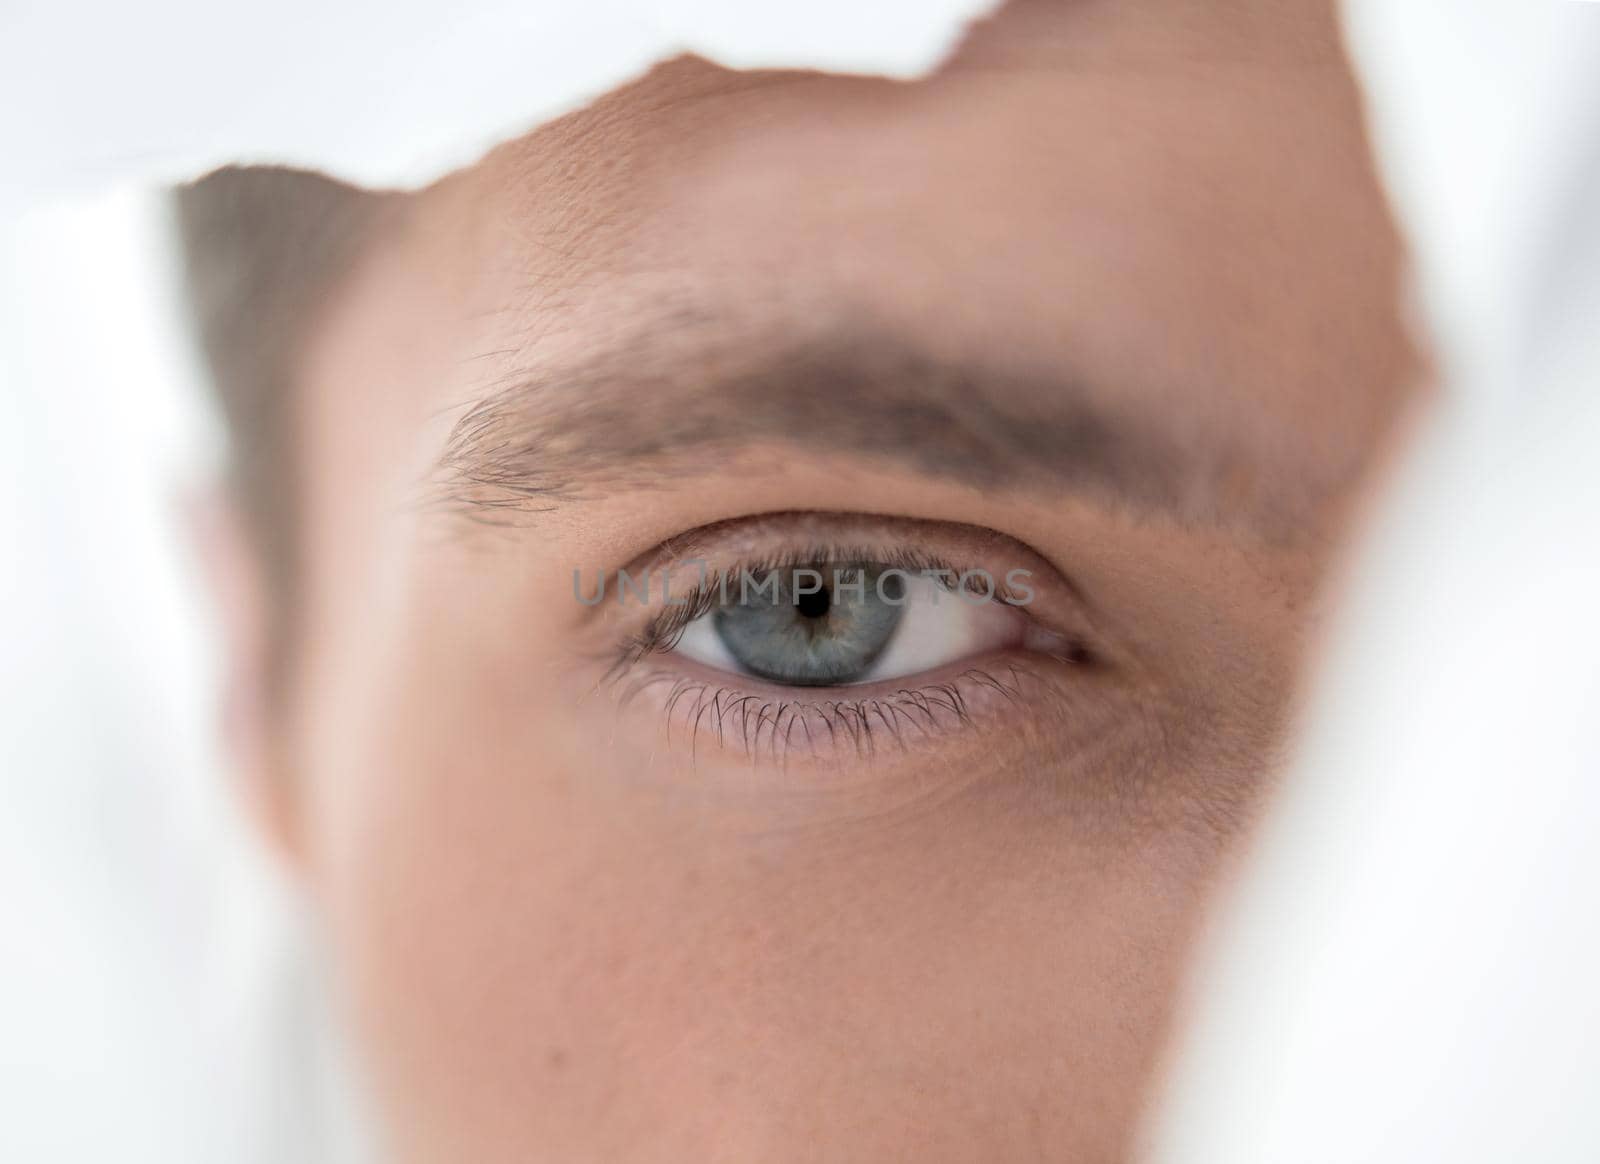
[672,563,1028,687]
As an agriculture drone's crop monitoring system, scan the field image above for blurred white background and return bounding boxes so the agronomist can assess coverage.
[0,189,363,1161]
[1152,5,1600,1160]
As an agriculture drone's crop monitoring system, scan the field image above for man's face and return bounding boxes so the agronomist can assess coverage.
[268,4,1416,1159]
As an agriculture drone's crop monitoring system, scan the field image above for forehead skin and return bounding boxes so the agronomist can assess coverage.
[402,3,1408,531]
[282,3,1417,1161]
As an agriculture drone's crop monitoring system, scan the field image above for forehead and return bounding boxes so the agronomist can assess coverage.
[323,25,1413,542]
[435,40,1404,446]
[456,49,1384,351]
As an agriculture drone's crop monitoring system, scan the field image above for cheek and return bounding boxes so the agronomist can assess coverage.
[302,625,1234,1161]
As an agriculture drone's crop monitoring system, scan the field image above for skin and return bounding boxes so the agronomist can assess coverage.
[224,2,1422,1159]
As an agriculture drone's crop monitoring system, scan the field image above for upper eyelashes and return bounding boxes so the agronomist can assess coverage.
[606,545,1044,676]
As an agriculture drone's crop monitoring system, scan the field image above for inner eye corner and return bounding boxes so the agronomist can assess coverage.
[1062,638,1097,667]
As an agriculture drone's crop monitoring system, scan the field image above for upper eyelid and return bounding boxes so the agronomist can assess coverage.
[632,521,1065,606]
[621,510,1047,573]
[631,551,1027,658]
[584,509,1111,666]
[608,556,938,673]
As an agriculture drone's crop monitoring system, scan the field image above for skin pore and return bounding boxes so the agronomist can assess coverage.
[227,1,1421,1159]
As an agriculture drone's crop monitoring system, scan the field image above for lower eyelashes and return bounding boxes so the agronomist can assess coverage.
[612,656,1080,764]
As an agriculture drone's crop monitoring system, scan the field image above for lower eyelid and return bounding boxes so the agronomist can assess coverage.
[612,651,1084,765]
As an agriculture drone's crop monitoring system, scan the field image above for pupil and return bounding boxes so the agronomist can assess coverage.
[794,586,831,620]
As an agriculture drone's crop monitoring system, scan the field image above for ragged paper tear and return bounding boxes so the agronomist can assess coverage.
[0,0,998,211]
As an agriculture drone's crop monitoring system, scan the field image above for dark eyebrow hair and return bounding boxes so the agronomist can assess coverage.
[429,326,1230,528]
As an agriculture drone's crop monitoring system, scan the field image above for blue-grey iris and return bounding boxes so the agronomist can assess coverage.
[713,565,905,686]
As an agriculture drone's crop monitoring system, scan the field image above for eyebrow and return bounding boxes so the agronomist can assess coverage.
[430,326,1209,525]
